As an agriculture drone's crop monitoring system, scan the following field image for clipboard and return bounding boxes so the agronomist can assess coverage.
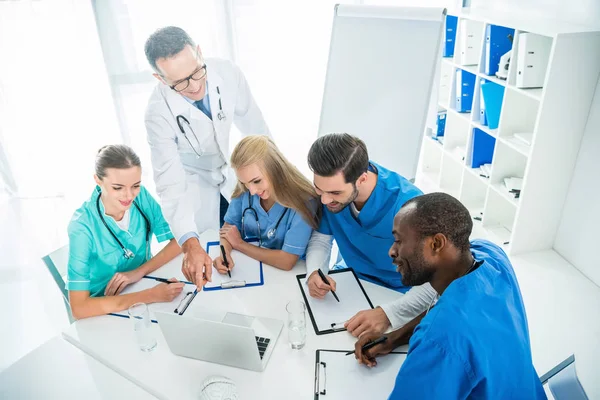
[314,349,407,399]
[296,268,374,335]
[109,276,198,323]
[204,240,264,291]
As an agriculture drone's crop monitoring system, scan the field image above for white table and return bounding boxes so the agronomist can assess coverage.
[63,232,402,400]
[0,336,157,399]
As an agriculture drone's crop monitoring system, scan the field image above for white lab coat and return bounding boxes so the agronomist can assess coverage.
[144,58,270,241]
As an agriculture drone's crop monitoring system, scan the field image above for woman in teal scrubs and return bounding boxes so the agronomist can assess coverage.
[67,145,184,319]
[215,135,319,271]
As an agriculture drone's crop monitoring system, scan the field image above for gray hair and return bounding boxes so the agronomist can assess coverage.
[95,145,141,180]
[144,26,196,73]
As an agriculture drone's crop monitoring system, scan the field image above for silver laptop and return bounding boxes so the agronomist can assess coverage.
[155,310,283,372]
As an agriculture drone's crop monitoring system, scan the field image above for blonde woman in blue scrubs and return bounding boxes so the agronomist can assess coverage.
[67,145,185,319]
[215,135,320,271]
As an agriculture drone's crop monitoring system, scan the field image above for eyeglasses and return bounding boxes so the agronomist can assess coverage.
[169,63,207,92]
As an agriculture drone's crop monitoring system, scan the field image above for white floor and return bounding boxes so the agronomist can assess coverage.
[2,180,600,396]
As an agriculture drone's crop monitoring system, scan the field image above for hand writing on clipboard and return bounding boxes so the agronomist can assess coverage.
[353,333,393,367]
[307,269,338,299]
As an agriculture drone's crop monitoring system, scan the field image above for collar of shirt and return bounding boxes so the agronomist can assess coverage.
[182,81,210,107]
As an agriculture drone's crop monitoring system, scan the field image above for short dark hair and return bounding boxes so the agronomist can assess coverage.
[307,133,369,183]
[144,26,196,72]
[401,193,472,252]
[95,145,141,180]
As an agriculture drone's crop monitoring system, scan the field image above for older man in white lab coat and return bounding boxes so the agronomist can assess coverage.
[144,26,270,287]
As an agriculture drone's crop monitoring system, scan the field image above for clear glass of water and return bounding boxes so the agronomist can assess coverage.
[128,303,157,352]
[286,300,306,350]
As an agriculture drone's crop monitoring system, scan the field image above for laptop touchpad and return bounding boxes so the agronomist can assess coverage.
[222,312,254,328]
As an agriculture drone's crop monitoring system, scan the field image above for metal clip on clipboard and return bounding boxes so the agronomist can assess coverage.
[221,280,246,289]
[315,361,327,396]
[174,291,197,315]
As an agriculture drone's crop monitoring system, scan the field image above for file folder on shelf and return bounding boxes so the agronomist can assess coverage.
[516,33,552,88]
[444,15,458,57]
[470,128,496,169]
[480,81,504,129]
[435,110,447,137]
[479,79,487,125]
[485,25,514,76]
[455,69,476,113]
[458,20,483,66]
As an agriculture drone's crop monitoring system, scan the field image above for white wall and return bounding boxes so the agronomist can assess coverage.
[554,77,600,287]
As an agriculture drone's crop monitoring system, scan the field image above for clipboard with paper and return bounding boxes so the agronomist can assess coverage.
[204,240,264,291]
[314,349,407,399]
[109,276,198,323]
[296,268,374,335]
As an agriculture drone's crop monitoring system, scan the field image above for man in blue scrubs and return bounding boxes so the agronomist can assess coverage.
[305,133,438,337]
[354,193,546,399]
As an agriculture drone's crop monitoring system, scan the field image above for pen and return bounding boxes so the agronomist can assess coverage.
[345,336,388,356]
[153,277,173,284]
[220,244,231,278]
[317,269,339,302]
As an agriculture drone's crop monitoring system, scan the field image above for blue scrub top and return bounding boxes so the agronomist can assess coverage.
[224,192,314,257]
[66,186,174,297]
[389,240,546,400]
[318,162,422,292]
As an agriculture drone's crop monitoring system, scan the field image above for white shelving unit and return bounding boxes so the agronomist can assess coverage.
[418,10,600,255]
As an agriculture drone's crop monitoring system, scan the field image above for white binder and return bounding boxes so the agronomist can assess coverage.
[516,33,552,88]
[458,20,482,66]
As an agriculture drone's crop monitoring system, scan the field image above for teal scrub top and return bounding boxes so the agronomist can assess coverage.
[66,186,174,297]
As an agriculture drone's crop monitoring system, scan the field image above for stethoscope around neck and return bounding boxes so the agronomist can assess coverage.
[176,86,226,159]
[96,191,151,260]
[241,194,288,248]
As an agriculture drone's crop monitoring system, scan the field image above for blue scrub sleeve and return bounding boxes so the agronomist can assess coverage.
[66,221,94,292]
[140,187,174,243]
[281,210,313,256]
[316,206,332,235]
[389,337,475,399]
[224,195,244,232]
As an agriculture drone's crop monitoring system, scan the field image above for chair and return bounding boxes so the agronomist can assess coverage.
[42,245,74,323]
[540,354,589,400]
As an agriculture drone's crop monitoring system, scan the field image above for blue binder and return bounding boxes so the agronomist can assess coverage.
[485,25,514,76]
[480,81,504,129]
[471,128,496,169]
[436,111,447,137]
[455,69,476,113]
[479,79,487,125]
[444,15,458,57]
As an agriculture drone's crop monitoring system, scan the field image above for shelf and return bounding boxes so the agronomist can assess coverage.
[438,102,449,110]
[491,183,519,206]
[458,64,478,75]
[471,121,498,138]
[476,72,507,87]
[447,107,472,123]
[485,225,512,245]
[507,85,543,101]
[465,166,491,185]
[498,136,530,157]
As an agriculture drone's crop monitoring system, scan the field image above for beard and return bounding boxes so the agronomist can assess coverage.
[326,184,359,214]
[398,243,435,286]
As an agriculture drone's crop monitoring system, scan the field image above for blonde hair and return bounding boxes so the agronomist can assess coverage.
[231,135,320,229]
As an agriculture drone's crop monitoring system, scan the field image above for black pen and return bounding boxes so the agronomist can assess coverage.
[220,244,231,278]
[152,277,174,284]
[345,336,388,356]
[317,269,339,302]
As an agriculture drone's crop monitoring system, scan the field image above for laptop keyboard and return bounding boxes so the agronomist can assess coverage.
[255,336,271,359]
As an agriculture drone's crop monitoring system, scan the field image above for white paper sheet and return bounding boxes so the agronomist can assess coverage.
[114,277,197,319]
[298,269,373,333]
[204,242,263,289]
[315,350,406,399]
